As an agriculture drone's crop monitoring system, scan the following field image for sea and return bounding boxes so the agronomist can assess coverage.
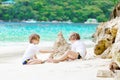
[0,22,98,43]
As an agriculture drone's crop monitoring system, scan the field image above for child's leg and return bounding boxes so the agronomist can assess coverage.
[33,54,38,59]
[50,50,78,63]
[59,50,78,60]
[27,59,43,65]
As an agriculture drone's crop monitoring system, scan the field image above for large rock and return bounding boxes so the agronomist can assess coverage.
[93,17,120,61]
[50,32,70,59]
[94,3,120,78]
[97,70,114,78]
[110,2,120,19]
[114,70,120,80]
[94,17,120,79]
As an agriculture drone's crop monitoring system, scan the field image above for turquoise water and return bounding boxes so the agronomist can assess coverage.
[0,22,98,42]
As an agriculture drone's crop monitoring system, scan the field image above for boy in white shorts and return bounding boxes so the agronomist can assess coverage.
[22,34,54,65]
[48,32,87,63]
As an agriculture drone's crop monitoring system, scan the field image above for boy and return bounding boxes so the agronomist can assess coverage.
[22,33,54,65]
[48,32,87,63]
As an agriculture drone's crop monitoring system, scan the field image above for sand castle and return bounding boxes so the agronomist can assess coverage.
[49,32,70,59]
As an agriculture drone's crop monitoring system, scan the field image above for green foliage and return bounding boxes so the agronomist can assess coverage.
[0,0,117,22]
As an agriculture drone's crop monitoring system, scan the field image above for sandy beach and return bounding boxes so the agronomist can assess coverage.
[0,41,113,80]
[0,0,118,80]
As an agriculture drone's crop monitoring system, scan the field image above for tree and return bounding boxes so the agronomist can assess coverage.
[0,0,116,22]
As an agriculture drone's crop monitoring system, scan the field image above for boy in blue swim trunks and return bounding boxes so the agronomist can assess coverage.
[47,32,87,63]
[22,33,54,65]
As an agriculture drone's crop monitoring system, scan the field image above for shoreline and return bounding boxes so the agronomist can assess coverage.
[0,40,95,56]
[0,40,95,55]
[0,39,94,46]
[0,40,95,63]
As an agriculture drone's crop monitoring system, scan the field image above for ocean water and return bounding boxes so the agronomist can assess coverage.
[0,22,98,42]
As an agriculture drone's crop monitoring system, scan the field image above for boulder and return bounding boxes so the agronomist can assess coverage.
[114,70,120,80]
[110,2,120,19]
[97,70,114,78]
[93,17,120,62]
[95,3,120,78]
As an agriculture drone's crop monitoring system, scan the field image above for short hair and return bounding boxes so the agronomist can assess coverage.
[69,32,80,40]
[29,34,40,43]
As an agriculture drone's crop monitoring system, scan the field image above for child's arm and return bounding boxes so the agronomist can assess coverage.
[39,50,54,53]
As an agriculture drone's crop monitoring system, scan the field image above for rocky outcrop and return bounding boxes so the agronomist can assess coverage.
[94,2,120,78]
[94,17,120,79]
[93,17,120,61]
[49,32,70,59]
[97,70,114,78]
[114,70,120,80]
[110,2,120,19]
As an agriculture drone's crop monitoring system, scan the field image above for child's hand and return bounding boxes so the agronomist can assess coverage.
[53,49,59,53]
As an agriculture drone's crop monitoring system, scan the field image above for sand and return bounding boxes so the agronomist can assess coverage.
[0,41,113,80]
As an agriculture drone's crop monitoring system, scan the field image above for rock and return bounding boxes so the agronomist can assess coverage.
[95,3,120,78]
[114,70,120,80]
[93,19,118,56]
[93,17,120,66]
[109,62,120,73]
[94,40,108,55]
[50,32,70,59]
[110,43,120,67]
[93,17,120,60]
[110,2,120,19]
[101,46,112,59]
[97,70,114,78]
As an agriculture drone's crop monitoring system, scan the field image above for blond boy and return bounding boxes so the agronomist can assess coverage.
[22,34,53,65]
[48,32,87,63]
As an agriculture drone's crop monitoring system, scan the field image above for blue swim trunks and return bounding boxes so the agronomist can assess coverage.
[22,59,30,65]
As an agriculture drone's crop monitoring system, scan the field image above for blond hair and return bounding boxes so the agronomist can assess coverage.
[29,34,40,43]
[69,32,80,40]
